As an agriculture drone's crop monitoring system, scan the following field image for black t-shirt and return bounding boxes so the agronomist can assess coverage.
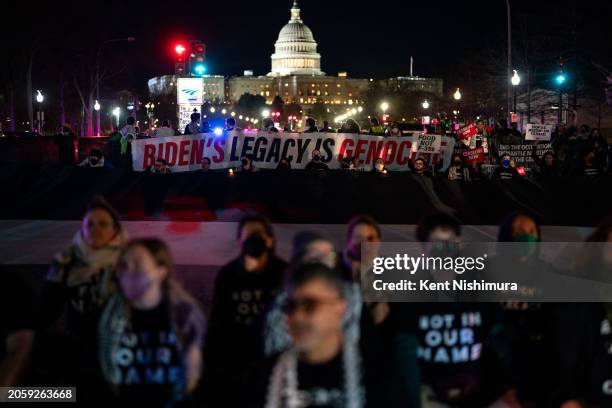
[390,302,504,405]
[0,268,35,363]
[296,353,346,407]
[206,255,287,369]
[113,302,183,406]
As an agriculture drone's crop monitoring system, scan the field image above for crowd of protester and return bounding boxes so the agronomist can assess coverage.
[2,195,612,407]
[50,111,610,181]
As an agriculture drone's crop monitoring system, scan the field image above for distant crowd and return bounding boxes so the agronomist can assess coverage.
[51,112,611,181]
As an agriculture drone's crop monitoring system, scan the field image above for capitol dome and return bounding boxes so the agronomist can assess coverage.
[268,1,324,76]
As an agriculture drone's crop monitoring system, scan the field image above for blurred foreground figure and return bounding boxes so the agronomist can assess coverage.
[99,238,205,406]
[253,263,388,408]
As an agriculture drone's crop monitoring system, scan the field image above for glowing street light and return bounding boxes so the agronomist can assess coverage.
[112,107,121,126]
[262,109,270,118]
[511,70,521,86]
[221,108,227,114]
[357,106,363,112]
[231,112,236,117]
[453,88,462,101]
[35,90,44,103]
[94,100,101,111]
[380,102,389,113]
[210,107,216,113]
[422,100,430,110]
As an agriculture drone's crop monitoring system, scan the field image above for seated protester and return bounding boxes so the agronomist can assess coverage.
[184,112,201,135]
[79,148,113,170]
[303,117,318,133]
[371,158,388,174]
[470,162,487,181]
[149,158,171,174]
[304,149,329,172]
[409,157,433,178]
[225,117,241,132]
[319,121,334,133]
[573,150,604,178]
[204,214,287,407]
[252,263,389,408]
[200,157,211,172]
[0,267,36,387]
[368,117,385,136]
[262,118,279,132]
[99,239,205,407]
[153,120,175,137]
[493,154,519,179]
[238,155,258,172]
[446,154,471,181]
[39,196,127,397]
[390,213,513,408]
[276,158,291,171]
[531,147,561,177]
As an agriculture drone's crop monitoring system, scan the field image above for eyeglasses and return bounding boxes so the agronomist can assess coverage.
[281,296,340,315]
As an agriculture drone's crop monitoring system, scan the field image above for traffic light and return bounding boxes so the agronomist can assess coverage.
[555,57,566,86]
[190,41,206,77]
[174,43,186,75]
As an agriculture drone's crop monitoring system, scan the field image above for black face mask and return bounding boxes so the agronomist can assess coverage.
[241,159,249,166]
[242,234,268,257]
[90,157,100,165]
[313,155,321,162]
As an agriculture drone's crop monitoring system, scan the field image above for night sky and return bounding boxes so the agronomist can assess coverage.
[5,0,612,96]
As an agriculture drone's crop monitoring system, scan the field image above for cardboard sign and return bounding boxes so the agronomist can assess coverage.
[412,134,442,154]
[525,124,553,141]
[131,132,456,173]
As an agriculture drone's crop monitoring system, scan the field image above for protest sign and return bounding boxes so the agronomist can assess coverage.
[525,124,553,141]
[461,147,487,165]
[457,123,477,141]
[411,133,442,154]
[131,132,456,173]
[497,142,553,167]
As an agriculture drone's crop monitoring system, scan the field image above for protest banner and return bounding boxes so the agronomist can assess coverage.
[457,123,477,141]
[131,132,456,173]
[497,142,553,167]
[461,146,487,165]
[525,124,553,141]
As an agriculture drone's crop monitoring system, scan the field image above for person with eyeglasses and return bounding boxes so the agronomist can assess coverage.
[251,263,389,408]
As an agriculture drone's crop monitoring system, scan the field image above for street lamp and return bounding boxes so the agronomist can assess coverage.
[380,102,389,113]
[453,88,462,101]
[94,100,101,111]
[35,90,44,134]
[112,107,121,127]
[262,108,270,118]
[511,70,521,114]
[145,102,154,130]
[422,100,430,110]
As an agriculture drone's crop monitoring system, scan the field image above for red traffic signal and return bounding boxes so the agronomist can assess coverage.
[175,43,186,55]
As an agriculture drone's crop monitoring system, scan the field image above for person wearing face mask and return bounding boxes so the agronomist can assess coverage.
[99,239,205,407]
[304,149,329,172]
[446,154,471,181]
[79,148,113,170]
[390,212,513,408]
[39,196,127,400]
[490,212,612,408]
[531,148,561,178]
[387,121,402,137]
[493,154,519,180]
[203,214,287,407]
